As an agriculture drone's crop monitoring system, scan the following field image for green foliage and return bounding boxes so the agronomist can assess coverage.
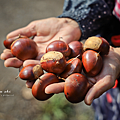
[36,93,75,120]
[34,93,94,120]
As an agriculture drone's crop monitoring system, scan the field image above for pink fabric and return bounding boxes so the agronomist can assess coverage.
[113,0,120,20]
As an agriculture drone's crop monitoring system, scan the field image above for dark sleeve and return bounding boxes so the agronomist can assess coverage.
[58,0,115,40]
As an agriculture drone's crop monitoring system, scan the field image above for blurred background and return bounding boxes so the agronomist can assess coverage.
[0,0,94,120]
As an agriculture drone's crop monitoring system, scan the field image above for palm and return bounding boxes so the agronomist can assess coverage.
[32,18,81,54]
[45,46,120,105]
[1,18,81,67]
[84,47,120,105]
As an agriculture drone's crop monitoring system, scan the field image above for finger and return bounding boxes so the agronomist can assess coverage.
[26,80,35,88]
[45,82,65,94]
[1,52,14,60]
[84,75,114,105]
[3,49,11,53]
[7,22,37,39]
[4,57,23,68]
[23,60,40,67]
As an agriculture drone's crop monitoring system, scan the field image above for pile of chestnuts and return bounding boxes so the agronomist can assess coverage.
[3,35,110,103]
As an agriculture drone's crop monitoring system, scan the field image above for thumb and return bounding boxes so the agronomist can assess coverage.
[7,22,37,39]
[84,75,114,105]
[45,82,65,94]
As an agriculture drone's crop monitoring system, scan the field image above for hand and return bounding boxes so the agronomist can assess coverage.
[1,17,81,67]
[44,46,120,105]
[0,17,81,87]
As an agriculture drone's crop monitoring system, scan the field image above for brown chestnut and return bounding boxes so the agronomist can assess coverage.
[40,51,66,74]
[46,40,71,57]
[83,36,110,55]
[82,50,103,77]
[32,73,59,101]
[60,58,82,79]
[4,37,17,49]
[11,37,38,61]
[68,41,83,59]
[19,64,43,81]
[64,73,90,103]
[3,35,28,49]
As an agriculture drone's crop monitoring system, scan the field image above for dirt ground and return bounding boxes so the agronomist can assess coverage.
[0,0,94,120]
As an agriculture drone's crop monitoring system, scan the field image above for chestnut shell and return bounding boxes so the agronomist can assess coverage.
[19,64,36,81]
[11,38,38,61]
[99,37,110,55]
[4,37,17,49]
[46,40,71,57]
[68,41,83,59]
[60,58,82,78]
[32,73,59,101]
[40,51,66,74]
[64,73,89,103]
[82,50,103,77]
[84,36,110,55]
[3,36,28,49]
[19,64,43,81]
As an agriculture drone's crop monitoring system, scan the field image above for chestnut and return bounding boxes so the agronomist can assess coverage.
[82,50,103,77]
[83,36,110,55]
[46,40,71,57]
[4,37,17,49]
[32,73,59,101]
[68,41,83,59]
[64,73,90,103]
[19,64,43,81]
[40,51,66,74]
[3,35,27,49]
[11,37,38,61]
[60,58,82,79]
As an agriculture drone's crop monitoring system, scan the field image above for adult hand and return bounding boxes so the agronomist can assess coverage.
[45,46,120,105]
[1,17,81,68]
[0,17,81,87]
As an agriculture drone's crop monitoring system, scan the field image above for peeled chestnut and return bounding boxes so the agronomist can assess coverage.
[83,36,110,55]
[46,40,71,57]
[19,64,43,81]
[82,50,103,77]
[40,51,66,74]
[68,41,83,59]
[32,73,59,101]
[64,73,90,103]
[60,58,82,79]
[11,37,38,61]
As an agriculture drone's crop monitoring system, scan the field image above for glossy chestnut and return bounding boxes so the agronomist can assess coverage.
[64,73,90,103]
[11,37,38,61]
[82,50,103,77]
[46,40,71,57]
[32,73,59,101]
[4,37,17,49]
[40,51,66,74]
[3,35,27,49]
[68,41,83,59]
[83,36,110,55]
[19,64,43,81]
[60,58,82,79]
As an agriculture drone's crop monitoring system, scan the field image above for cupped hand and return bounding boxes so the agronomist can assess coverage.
[0,17,81,68]
[44,46,120,105]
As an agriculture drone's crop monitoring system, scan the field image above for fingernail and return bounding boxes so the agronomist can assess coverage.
[89,98,94,105]
[45,86,50,94]
[86,97,94,105]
